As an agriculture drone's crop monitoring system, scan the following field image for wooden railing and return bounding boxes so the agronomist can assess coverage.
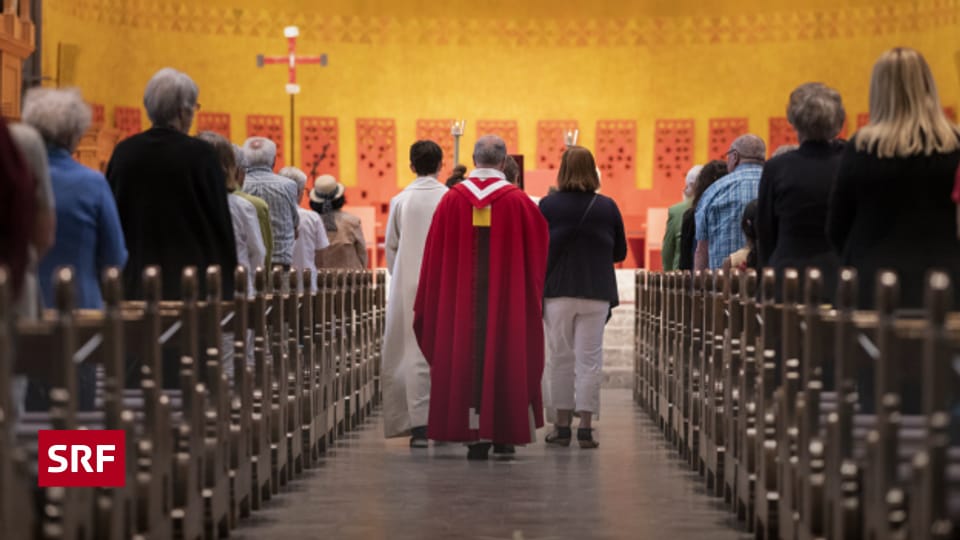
[0,264,385,539]
[635,268,959,540]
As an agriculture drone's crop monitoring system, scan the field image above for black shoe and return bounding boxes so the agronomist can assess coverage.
[467,442,491,460]
[577,428,599,449]
[409,426,429,449]
[545,426,572,447]
[492,444,515,455]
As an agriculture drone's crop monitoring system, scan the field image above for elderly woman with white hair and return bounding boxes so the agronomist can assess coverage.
[756,82,846,301]
[278,166,329,292]
[106,67,237,388]
[19,87,128,410]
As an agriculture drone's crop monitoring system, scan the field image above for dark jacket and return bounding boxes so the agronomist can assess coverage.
[107,126,237,301]
[678,207,696,271]
[826,135,960,309]
[539,191,627,307]
[757,140,844,299]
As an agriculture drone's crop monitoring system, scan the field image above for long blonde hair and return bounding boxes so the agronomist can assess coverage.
[856,47,960,158]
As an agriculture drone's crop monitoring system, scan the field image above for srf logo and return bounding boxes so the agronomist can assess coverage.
[38,430,126,487]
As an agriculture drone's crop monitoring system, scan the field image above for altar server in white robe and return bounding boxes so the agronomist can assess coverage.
[382,140,448,447]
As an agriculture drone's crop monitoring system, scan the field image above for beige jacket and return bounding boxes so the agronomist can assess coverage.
[315,210,367,269]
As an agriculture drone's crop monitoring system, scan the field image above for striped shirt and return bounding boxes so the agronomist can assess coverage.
[694,163,763,269]
[242,167,300,266]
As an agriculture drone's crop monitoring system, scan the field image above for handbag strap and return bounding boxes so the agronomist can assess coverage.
[546,194,598,279]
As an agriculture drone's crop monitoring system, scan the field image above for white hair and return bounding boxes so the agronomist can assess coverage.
[242,136,277,168]
[278,166,308,198]
[143,67,198,127]
[232,143,248,169]
[8,123,51,201]
[21,87,92,151]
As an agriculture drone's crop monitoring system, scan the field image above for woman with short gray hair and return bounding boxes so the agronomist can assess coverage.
[106,68,237,389]
[756,82,846,300]
[21,87,128,410]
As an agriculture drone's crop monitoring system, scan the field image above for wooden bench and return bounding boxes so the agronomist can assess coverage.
[634,267,960,540]
[0,262,384,540]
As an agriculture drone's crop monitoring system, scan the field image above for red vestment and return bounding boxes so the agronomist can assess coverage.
[414,176,549,445]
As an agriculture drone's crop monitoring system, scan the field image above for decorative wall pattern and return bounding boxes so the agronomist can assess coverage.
[114,106,142,139]
[49,0,960,47]
[652,119,695,201]
[246,114,285,169]
[197,111,231,139]
[300,116,340,206]
[767,117,799,156]
[708,118,749,160]
[355,117,397,197]
[536,120,578,171]
[595,120,639,214]
[476,120,519,154]
[90,103,105,129]
[415,119,455,180]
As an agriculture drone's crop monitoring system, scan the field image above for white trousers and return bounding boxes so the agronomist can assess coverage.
[543,297,608,416]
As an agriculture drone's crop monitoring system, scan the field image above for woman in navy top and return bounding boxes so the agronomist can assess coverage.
[23,87,127,410]
[539,146,627,449]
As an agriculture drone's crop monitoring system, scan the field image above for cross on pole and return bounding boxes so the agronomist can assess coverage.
[256,26,328,167]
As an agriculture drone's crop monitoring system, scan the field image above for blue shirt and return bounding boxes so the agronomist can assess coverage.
[39,147,128,309]
[242,167,300,266]
[694,163,762,269]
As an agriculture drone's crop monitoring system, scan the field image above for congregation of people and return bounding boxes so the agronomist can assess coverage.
[2,67,368,409]
[3,44,960,462]
[663,47,960,312]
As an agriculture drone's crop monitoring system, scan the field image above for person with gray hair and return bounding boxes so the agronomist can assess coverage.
[756,82,846,300]
[106,67,237,389]
[412,134,550,459]
[7,122,63,414]
[694,133,766,270]
[278,166,328,292]
[241,137,300,269]
[142,67,199,131]
[22,84,127,319]
[662,164,702,270]
[231,144,273,264]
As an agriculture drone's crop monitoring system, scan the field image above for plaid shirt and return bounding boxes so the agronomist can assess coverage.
[242,167,300,266]
[694,163,762,269]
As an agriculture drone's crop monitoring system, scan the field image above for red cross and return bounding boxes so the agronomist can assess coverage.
[256,26,327,95]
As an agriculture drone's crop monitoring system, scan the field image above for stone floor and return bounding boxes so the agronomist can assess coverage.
[231,389,748,540]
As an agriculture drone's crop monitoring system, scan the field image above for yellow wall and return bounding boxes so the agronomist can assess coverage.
[43,0,960,190]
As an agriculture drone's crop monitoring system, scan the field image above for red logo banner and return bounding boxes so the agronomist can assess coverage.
[38,430,126,487]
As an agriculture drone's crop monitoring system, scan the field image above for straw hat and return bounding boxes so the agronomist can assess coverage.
[309,174,345,203]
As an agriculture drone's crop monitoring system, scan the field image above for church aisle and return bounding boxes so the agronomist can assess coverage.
[231,389,747,540]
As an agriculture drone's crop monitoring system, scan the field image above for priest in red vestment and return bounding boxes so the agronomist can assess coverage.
[414,135,549,459]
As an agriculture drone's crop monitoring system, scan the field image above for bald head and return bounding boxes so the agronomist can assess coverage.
[473,135,508,169]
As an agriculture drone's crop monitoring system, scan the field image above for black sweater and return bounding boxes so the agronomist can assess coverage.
[757,140,844,298]
[826,136,960,309]
[539,191,627,307]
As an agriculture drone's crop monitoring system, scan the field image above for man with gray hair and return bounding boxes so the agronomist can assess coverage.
[413,135,549,459]
[106,67,236,388]
[241,137,299,270]
[694,134,766,270]
[278,166,329,292]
